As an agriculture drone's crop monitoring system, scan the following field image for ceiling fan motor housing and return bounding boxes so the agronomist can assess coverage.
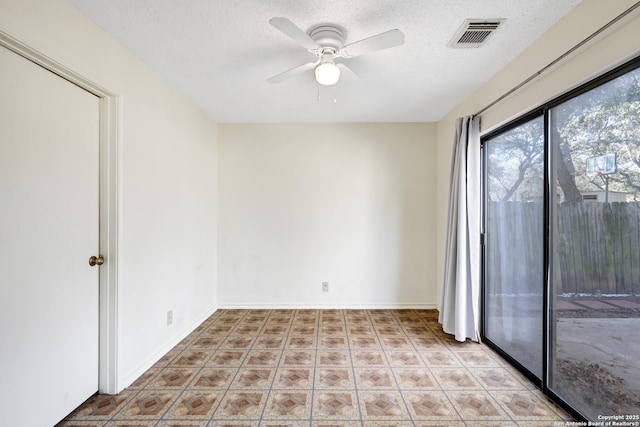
[309,24,345,51]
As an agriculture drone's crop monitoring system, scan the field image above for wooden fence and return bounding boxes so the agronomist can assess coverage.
[487,201,640,295]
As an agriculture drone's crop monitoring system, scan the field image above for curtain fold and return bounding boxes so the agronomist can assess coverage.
[439,116,481,342]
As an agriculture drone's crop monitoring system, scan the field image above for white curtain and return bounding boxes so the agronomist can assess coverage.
[439,116,481,342]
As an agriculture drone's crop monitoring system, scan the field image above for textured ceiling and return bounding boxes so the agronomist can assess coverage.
[69,0,581,122]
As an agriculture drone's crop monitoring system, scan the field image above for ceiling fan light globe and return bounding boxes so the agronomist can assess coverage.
[315,62,340,86]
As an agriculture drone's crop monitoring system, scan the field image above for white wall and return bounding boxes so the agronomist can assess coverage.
[0,0,218,390]
[435,0,640,308]
[218,123,437,308]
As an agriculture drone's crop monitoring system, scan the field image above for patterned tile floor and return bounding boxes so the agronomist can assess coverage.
[57,309,572,426]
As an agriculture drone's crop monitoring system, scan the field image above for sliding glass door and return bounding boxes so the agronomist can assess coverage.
[549,64,640,420]
[483,57,640,420]
[484,115,544,380]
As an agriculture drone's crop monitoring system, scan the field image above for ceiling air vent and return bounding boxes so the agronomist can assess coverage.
[448,19,505,48]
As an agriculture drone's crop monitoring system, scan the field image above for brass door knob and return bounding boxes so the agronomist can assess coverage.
[89,255,104,266]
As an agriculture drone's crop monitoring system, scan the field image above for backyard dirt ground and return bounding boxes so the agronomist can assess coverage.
[555,317,640,418]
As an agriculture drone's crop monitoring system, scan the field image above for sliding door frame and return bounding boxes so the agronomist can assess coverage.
[480,53,640,422]
[480,109,546,390]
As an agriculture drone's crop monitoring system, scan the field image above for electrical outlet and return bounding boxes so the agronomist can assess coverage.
[167,310,173,326]
[322,282,329,292]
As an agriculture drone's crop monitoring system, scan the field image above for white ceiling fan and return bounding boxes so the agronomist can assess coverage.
[267,17,405,86]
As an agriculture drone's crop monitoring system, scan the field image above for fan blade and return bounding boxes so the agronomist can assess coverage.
[267,61,316,84]
[337,62,359,79]
[336,62,365,88]
[339,29,404,58]
[269,17,319,50]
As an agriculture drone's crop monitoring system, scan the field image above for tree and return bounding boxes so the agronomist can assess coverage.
[555,71,640,200]
[487,67,640,202]
[486,117,544,202]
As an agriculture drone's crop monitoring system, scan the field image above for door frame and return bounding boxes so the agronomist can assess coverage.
[0,29,119,394]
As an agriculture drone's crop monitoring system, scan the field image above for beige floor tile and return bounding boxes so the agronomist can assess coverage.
[114,390,180,419]
[208,422,258,427]
[393,368,439,390]
[409,336,447,350]
[375,326,405,336]
[242,350,281,367]
[262,325,290,335]
[354,367,397,389]
[202,325,234,337]
[446,390,509,420]
[421,350,463,367]
[127,368,162,390]
[352,351,387,367]
[207,350,247,367]
[260,422,309,427]
[60,309,579,426]
[262,391,312,419]
[317,350,351,366]
[432,367,483,389]
[189,336,223,350]
[318,336,348,349]
[464,422,517,427]
[414,423,466,427]
[349,336,381,349]
[220,335,255,350]
[365,423,414,427]
[281,350,316,367]
[170,350,211,367]
[387,351,425,367]
[149,367,198,389]
[471,367,529,390]
[156,420,209,427]
[104,421,158,427]
[320,325,346,335]
[311,421,361,427]
[290,325,317,335]
[56,421,106,427]
[453,351,502,367]
[163,390,223,419]
[348,325,376,336]
[312,391,359,419]
[272,367,314,389]
[214,391,267,419]
[402,390,460,421]
[230,368,276,389]
[253,336,286,349]
[152,348,183,368]
[189,367,236,389]
[65,391,136,420]
[358,391,410,420]
[315,367,355,389]
[232,325,261,335]
[379,336,413,350]
[286,336,317,349]
[492,390,563,420]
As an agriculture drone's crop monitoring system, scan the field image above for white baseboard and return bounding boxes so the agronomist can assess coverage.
[119,305,218,392]
[217,303,437,310]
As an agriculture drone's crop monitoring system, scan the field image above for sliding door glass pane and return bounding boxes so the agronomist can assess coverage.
[485,115,544,378]
[550,67,640,420]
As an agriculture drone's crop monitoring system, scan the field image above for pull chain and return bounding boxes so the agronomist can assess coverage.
[316,84,339,103]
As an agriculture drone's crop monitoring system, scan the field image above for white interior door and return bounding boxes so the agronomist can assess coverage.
[0,45,100,426]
